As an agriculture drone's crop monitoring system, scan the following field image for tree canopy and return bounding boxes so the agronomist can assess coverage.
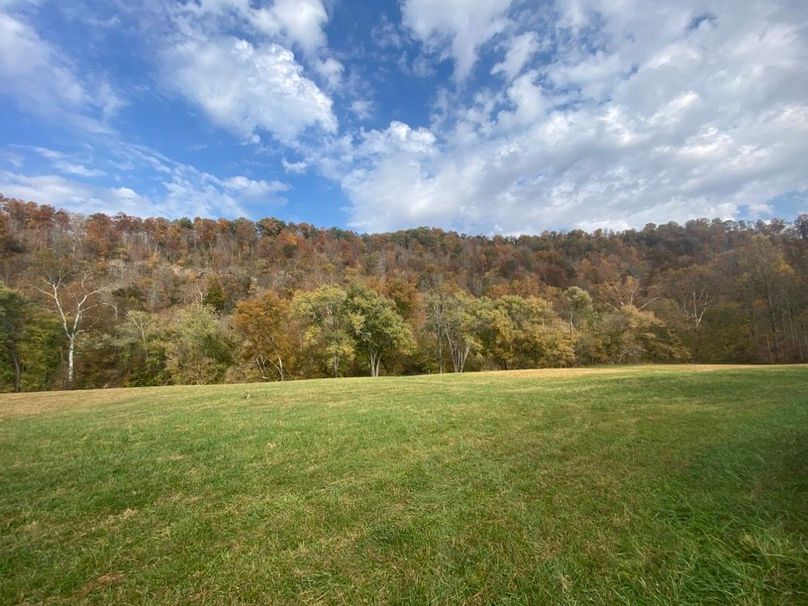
[1,195,806,390]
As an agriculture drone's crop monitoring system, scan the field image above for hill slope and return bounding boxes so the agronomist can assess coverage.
[1,366,807,604]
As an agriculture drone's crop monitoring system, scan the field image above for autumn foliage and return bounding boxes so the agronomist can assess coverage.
[1,195,806,391]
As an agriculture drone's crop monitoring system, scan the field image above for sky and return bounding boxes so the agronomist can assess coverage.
[0,0,806,235]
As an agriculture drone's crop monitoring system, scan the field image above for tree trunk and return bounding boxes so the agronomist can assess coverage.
[67,334,76,385]
[12,353,21,392]
[369,351,381,377]
[459,343,470,372]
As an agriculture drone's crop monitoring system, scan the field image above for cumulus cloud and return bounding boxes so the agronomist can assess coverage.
[338,0,808,233]
[153,0,339,146]
[359,121,437,157]
[169,0,329,54]
[3,0,807,233]
[163,35,337,144]
[251,0,328,55]
[314,56,344,89]
[402,0,515,81]
[349,99,374,121]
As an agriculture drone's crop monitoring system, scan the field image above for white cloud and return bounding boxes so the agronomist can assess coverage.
[402,0,514,81]
[27,146,106,177]
[160,175,250,218]
[496,71,547,128]
[170,0,329,55]
[252,0,328,55]
[0,171,164,216]
[0,139,290,219]
[0,168,276,219]
[223,175,288,197]
[359,121,437,157]
[0,9,121,131]
[163,35,337,144]
[281,158,308,174]
[336,0,808,233]
[492,31,541,81]
[349,99,374,121]
[315,56,344,89]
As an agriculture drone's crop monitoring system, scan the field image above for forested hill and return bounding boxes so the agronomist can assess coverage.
[1,195,807,391]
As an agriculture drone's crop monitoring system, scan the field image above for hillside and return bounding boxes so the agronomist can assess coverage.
[1,198,807,392]
[1,365,806,604]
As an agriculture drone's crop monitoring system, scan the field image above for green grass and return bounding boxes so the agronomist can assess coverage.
[1,365,806,605]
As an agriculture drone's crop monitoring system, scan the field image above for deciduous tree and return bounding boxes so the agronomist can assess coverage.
[292,286,355,377]
[347,286,414,376]
[0,284,27,391]
[234,292,293,381]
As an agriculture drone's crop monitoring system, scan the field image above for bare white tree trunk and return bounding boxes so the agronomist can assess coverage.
[35,273,104,386]
[67,334,76,384]
[369,350,381,377]
[444,327,471,373]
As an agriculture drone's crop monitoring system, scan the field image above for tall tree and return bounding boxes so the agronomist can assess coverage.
[563,286,593,335]
[347,286,414,377]
[292,286,355,377]
[234,292,293,381]
[424,290,449,373]
[111,310,168,386]
[734,236,798,362]
[477,295,574,369]
[165,304,233,384]
[0,284,27,391]
[426,291,480,373]
[33,268,108,385]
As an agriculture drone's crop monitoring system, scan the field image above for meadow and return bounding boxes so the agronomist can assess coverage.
[1,365,806,605]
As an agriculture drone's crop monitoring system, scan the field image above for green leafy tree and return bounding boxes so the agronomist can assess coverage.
[292,286,355,377]
[0,284,28,391]
[165,304,233,384]
[477,295,575,369]
[347,286,414,376]
[564,287,594,334]
[202,275,228,313]
[111,310,168,386]
[426,290,481,373]
[599,305,688,364]
[17,312,64,391]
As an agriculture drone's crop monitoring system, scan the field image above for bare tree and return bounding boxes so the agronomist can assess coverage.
[33,271,106,385]
[597,276,658,312]
[664,267,715,329]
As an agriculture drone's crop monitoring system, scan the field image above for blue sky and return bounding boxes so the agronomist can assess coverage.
[1,0,806,234]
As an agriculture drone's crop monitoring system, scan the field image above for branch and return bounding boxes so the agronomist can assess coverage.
[637,297,660,311]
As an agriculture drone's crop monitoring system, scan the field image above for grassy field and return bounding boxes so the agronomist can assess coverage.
[1,365,806,605]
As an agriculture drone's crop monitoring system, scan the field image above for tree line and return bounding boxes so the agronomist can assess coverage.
[1,196,806,391]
